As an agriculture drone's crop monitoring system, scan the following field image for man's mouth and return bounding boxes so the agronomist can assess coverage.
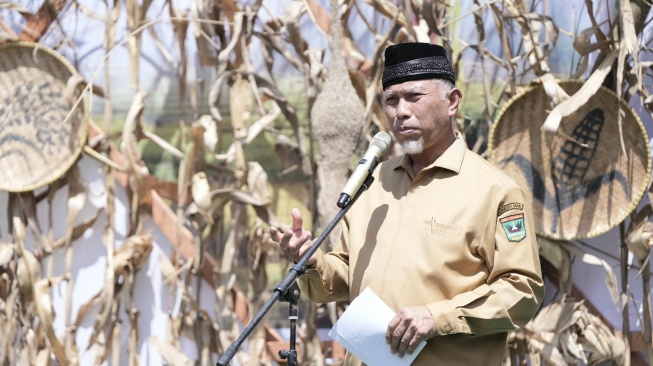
[395,127,419,136]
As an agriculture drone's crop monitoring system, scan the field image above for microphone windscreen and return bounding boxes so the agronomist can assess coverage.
[370,131,392,153]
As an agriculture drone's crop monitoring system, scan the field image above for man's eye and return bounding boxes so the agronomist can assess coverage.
[385,96,397,103]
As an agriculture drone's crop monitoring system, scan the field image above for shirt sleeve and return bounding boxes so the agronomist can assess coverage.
[297,218,352,303]
[425,185,545,336]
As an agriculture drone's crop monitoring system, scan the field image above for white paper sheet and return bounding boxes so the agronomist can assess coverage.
[328,288,427,366]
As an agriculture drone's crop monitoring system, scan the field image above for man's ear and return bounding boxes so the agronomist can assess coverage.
[447,88,463,117]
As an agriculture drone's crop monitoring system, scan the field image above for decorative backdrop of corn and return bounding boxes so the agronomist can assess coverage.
[0,0,652,364]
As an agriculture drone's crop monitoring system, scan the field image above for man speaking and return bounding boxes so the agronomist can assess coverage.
[270,42,544,366]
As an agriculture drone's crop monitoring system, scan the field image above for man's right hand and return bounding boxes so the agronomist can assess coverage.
[270,208,317,266]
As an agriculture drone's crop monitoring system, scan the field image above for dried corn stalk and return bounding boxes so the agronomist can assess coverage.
[3,0,653,363]
[510,297,627,365]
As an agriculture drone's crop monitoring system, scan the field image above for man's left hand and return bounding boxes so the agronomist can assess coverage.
[385,306,437,357]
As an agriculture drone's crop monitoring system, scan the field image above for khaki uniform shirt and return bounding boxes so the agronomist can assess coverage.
[299,138,544,366]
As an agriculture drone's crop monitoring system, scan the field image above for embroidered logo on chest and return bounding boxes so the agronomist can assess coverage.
[420,216,462,236]
[500,213,527,242]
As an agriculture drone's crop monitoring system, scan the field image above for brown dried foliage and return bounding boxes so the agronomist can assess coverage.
[2,0,653,364]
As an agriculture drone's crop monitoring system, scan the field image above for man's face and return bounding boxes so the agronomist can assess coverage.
[383,79,452,156]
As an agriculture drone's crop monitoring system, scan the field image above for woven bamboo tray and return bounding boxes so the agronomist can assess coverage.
[488,80,651,240]
[0,42,88,192]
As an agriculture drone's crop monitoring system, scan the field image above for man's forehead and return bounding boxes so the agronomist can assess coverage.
[384,79,435,94]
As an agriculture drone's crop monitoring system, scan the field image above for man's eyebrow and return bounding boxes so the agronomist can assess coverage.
[384,86,427,97]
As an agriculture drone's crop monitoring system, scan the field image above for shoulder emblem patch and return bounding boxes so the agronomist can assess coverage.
[497,202,524,216]
[500,213,526,242]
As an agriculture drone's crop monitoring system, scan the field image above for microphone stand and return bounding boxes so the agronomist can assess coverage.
[217,175,375,366]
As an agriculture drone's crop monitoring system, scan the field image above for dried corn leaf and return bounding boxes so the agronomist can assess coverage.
[109,322,121,366]
[191,172,214,225]
[114,234,154,275]
[192,0,219,66]
[197,115,218,153]
[63,166,86,356]
[526,333,568,366]
[33,276,68,365]
[128,309,140,366]
[223,104,281,160]
[210,71,310,173]
[16,249,38,302]
[74,290,103,327]
[18,334,34,366]
[536,237,572,289]
[304,0,330,34]
[283,2,310,64]
[0,2,29,13]
[121,91,152,213]
[217,12,245,73]
[143,130,184,159]
[20,193,48,257]
[523,297,625,365]
[560,330,587,362]
[84,145,127,172]
[620,0,639,59]
[147,21,176,67]
[362,0,409,30]
[229,73,252,140]
[125,0,140,90]
[502,0,551,74]
[89,164,116,352]
[258,20,306,71]
[159,253,192,285]
[1,286,19,364]
[625,218,653,261]
[150,337,193,366]
[541,48,618,134]
[104,0,121,117]
[35,348,49,366]
[0,245,15,266]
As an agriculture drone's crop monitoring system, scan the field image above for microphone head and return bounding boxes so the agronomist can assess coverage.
[370,131,392,154]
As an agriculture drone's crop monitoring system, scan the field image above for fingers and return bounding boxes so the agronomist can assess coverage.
[286,231,312,258]
[385,317,399,345]
[387,322,415,357]
[269,226,282,243]
[389,325,406,356]
[397,327,417,357]
[386,316,406,356]
[385,306,437,357]
[291,208,303,232]
[270,209,318,265]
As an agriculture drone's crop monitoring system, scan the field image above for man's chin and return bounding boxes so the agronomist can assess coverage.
[400,140,424,155]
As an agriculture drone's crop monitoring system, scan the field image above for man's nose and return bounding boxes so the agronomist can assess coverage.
[396,98,410,118]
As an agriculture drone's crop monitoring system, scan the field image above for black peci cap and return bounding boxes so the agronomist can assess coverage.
[382,43,456,89]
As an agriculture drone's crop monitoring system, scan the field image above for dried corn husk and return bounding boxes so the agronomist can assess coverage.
[513,297,626,365]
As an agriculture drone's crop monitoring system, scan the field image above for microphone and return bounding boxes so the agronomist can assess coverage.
[337,131,392,208]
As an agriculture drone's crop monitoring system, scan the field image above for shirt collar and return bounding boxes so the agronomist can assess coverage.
[391,137,466,174]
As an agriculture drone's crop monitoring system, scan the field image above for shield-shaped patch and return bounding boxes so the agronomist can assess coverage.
[500,213,527,242]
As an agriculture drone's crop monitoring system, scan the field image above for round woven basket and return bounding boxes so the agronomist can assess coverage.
[0,42,88,192]
[488,80,651,240]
